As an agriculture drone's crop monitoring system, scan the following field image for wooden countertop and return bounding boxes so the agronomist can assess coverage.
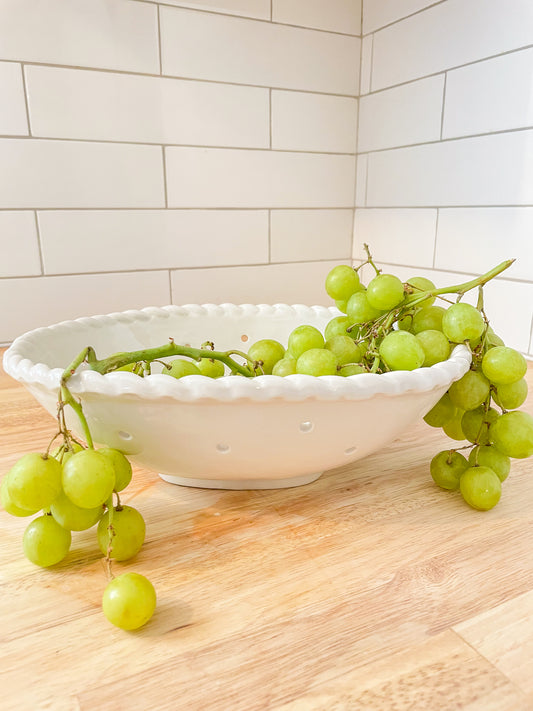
[1,351,533,711]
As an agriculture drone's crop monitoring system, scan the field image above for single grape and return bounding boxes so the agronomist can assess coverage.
[325,265,361,301]
[248,339,285,375]
[50,491,104,531]
[335,299,348,314]
[490,411,533,459]
[272,357,297,377]
[340,364,367,376]
[287,325,324,360]
[415,329,451,367]
[324,316,352,341]
[459,466,502,511]
[1,473,39,517]
[162,359,201,378]
[423,393,455,428]
[411,306,446,334]
[441,303,485,343]
[102,572,156,630]
[481,346,527,386]
[98,447,132,492]
[366,273,405,311]
[397,312,415,332]
[346,292,384,324]
[379,331,425,371]
[442,409,466,441]
[430,450,469,490]
[23,514,72,567]
[62,449,116,509]
[485,327,505,348]
[448,370,490,411]
[492,379,528,410]
[97,505,146,561]
[296,349,338,376]
[197,358,225,378]
[468,445,511,482]
[404,276,436,308]
[51,441,84,465]
[324,335,362,366]
[7,453,62,511]
[461,406,499,445]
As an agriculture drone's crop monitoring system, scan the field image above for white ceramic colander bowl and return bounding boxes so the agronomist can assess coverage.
[3,304,471,490]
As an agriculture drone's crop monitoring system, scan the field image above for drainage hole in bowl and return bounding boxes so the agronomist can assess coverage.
[241,334,249,342]
[299,421,314,433]
[216,443,231,454]
[118,431,133,441]
[344,446,358,456]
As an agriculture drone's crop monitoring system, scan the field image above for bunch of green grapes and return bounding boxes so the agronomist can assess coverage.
[1,438,155,630]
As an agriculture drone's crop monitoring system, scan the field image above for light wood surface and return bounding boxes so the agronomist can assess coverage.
[1,351,533,711]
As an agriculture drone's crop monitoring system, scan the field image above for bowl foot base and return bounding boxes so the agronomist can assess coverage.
[158,471,323,490]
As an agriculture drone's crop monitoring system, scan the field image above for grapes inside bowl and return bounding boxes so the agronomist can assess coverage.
[2,304,471,490]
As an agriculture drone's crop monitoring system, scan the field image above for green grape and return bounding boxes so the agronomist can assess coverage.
[23,514,72,567]
[1,473,39,517]
[162,359,201,378]
[468,445,511,482]
[366,273,405,311]
[62,449,116,509]
[50,492,104,531]
[415,329,451,367]
[272,357,297,377]
[492,379,528,410]
[197,358,225,378]
[423,393,455,428]
[102,572,156,630]
[404,277,436,308]
[485,327,505,348]
[324,316,352,341]
[379,331,425,371]
[335,300,348,314]
[296,349,338,376]
[442,408,466,441]
[430,450,469,490]
[490,411,533,459]
[97,505,146,561]
[325,265,361,301]
[98,447,132,492]
[324,335,362,366]
[7,453,62,511]
[459,466,502,511]
[116,362,139,373]
[441,303,485,343]
[340,364,367,376]
[461,406,499,445]
[287,325,324,360]
[397,312,415,332]
[248,339,285,375]
[346,292,384,324]
[481,346,527,386]
[51,441,84,465]
[411,306,446,334]
[448,370,490,411]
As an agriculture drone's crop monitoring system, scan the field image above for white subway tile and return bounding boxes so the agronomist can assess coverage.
[363,0,441,34]
[141,0,270,20]
[0,0,159,74]
[359,35,373,95]
[165,147,356,208]
[160,7,360,95]
[366,131,533,207]
[353,208,436,267]
[38,210,268,274]
[0,62,28,135]
[271,91,357,153]
[171,260,343,306]
[443,49,533,138]
[355,153,368,207]
[0,271,171,344]
[270,209,353,262]
[0,212,41,277]
[372,0,533,90]
[358,75,443,152]
[272,0,361,35]
[435,208,533,281]
[0,139,165,208]
[25,66,269,148]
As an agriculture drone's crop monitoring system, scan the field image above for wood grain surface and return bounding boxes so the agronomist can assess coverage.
[1,351,532,711]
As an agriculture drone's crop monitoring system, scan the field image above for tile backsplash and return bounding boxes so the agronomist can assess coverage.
[1,0,531,356]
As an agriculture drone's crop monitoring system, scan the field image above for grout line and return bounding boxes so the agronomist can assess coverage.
[340,204,533,210]
[268,88,273,149]
[432,208,439,268]
[33,211,45,275]
[439,72,448,139]
[19,64,32,137]
[270,0,273,22]
[369,33,375,93]
[161,146,169,208]
[168,269,173,304]
[156,4,163,75]
[351,8,365,262]
[364,155,369,206]
[267,210,272,263]
[362,0,447,37]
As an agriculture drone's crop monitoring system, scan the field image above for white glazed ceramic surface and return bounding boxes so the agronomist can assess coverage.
[3,304,471,489]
